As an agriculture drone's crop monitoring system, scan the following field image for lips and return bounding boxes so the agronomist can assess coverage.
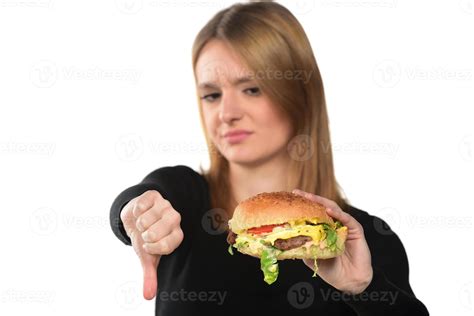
[223,130,253,144]
[223,130,253,138]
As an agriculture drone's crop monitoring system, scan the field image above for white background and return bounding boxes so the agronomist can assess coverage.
[0,0,472,315]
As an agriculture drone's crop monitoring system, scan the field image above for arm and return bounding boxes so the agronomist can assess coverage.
[109,165,202,300]
[292,190,429,315]
[342,216,429,315]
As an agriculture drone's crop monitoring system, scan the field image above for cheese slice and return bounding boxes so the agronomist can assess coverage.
[263,225,325,245]
[236,224,326,247]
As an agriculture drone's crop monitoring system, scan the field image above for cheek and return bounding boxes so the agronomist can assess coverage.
[202,107,218,139]
[256,103,292,139]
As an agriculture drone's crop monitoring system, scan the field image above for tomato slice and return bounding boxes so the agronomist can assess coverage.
[247,223,286,234]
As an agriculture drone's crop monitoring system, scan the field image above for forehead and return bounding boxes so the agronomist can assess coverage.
[195,40,252,86]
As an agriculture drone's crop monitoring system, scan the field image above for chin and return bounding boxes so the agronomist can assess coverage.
[224,150,266,166]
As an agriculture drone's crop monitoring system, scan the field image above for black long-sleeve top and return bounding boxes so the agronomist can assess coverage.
[109,165,429,315]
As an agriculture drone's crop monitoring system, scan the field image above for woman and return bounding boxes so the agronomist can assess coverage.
[110,1,429,315]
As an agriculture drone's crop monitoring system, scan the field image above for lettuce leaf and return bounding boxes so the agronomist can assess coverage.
[312,257,319,277]
[322,223,337,251]
[228,244,234,255]
[260,247,281,285]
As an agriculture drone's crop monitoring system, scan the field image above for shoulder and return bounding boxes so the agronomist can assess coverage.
[345,204,406,252]
[345,204,392,235]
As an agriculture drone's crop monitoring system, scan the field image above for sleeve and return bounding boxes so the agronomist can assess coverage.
[109,165,205,246]
[342,216,430,315]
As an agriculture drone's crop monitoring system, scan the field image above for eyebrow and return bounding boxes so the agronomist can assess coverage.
[197,76,255,89]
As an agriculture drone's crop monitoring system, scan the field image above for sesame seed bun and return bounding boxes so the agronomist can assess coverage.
[228,191,335,232]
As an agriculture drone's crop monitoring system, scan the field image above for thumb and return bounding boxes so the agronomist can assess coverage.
[303,258,315,270]
[140,251,160,300]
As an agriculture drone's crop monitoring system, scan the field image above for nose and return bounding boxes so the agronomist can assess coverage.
[218,91,243,124]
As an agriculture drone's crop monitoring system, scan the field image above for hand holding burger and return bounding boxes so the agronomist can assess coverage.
[227,190,373,295]
[292,189,373,295]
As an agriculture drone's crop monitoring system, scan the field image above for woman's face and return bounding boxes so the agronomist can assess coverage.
[195,40,293,167]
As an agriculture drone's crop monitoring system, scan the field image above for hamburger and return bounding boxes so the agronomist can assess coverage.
[227,191,347,284]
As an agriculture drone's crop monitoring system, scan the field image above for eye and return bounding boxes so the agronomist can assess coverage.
[201,93,221,102]
[244,87,261,96]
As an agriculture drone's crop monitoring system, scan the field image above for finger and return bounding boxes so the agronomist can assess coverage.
[302,258,315,270]
[136,198,171,232]
[144,228,184,255]
[325,207,363,232]
[292,189,363,231]
[141,252,160,300]
[132,190,164,218]
[292,189,339,211]
[141,211,181,243]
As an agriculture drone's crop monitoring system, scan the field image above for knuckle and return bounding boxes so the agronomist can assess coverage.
[136,216,148,230]
[143,189,158,198]
[120,207,131,222]
[142,230,156,243]
[328,200,338,209]
[158,240,171,255]
[161,199,172,210]
[170,211,181,225]
[147,189,163,201]
[133,200,147,217]
[176,229,184,243]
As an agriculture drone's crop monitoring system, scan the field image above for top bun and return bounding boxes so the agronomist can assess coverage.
[228,191,335,232]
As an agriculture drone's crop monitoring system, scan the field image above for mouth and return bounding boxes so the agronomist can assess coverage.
[223,132,253,144]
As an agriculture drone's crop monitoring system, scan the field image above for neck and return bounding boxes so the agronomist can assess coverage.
[228,151,291,209]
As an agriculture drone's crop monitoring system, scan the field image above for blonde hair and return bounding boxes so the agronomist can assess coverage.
[192,1,350,213]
